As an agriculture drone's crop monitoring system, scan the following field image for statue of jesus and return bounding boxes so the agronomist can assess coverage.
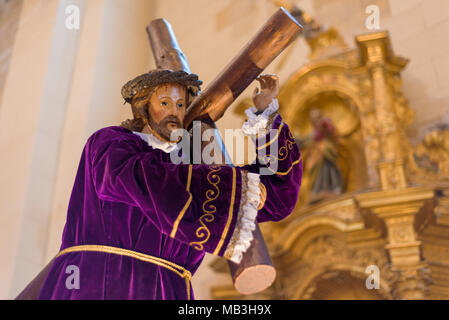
[35,70,302,300]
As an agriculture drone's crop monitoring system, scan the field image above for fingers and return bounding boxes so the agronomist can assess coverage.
[254,75,279,106]
[257,74,279,91]
[252,86,259,99]
[272,75,280,94]
[256,77,267,89]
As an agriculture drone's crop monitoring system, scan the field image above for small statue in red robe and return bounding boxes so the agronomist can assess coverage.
[298,108,343,203]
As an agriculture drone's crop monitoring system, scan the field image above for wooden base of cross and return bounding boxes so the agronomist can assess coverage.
[228,224,276,295]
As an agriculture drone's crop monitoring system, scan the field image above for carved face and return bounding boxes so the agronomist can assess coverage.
[146,83,187,141]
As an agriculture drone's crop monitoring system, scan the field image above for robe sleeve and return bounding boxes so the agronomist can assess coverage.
[87,128,259,263]
[238,99,303,223]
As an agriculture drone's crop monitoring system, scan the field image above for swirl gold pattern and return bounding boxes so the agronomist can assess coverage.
[274,157,302,176]
[257,121,284,150]
[258,126,297,165]
[190,165,221,251]
[260,156,303,176]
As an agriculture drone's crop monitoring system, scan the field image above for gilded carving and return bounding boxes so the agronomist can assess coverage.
[216,7,449,299]
[415,127,449,178]
[190,165,221,251]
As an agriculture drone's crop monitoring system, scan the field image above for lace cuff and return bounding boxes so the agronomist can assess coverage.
[223,172,260,264]
[241,99,280,138]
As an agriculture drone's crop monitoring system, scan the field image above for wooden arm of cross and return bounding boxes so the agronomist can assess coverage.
[147,8,302,295]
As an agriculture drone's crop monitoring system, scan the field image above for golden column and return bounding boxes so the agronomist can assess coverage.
[356,32,432,299]
[356,32,407,191]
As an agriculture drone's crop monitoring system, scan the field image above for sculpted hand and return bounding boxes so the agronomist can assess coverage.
[252,74,279,112]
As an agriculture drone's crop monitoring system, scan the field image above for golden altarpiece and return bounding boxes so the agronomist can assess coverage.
[210,12,449,300]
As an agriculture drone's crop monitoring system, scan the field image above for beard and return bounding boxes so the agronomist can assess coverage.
[147,115,182,142]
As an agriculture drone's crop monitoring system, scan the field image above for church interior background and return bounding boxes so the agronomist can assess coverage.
[1,0,449,300]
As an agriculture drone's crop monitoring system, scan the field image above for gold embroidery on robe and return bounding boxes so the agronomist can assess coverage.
[170,165,193,238]
[190,165,221,251]
[213,167,236,255]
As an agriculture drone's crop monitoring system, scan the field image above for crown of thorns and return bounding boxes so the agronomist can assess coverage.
[121,69,202,104]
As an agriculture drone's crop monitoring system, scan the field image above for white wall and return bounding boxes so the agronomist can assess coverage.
[0,0,156,299]
[0,0,62,299]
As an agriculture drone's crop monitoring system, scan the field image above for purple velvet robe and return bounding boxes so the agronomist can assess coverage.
[38,113,302,300]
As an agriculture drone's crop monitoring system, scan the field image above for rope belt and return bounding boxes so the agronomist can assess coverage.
[56,245,192,300]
